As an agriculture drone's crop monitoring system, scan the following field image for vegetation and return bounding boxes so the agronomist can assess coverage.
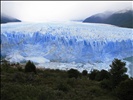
[1,59,133,100]
[109,59,128,88]
[115,78,133,100]
[67,68,81,79]
[82,70,88,76]
[25,60,37,74]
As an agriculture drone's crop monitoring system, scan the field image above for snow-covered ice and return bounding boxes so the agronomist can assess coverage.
[1,21,133,76]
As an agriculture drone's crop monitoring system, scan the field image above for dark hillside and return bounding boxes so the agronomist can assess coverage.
[1,14,21,24]
[83,10,133,28]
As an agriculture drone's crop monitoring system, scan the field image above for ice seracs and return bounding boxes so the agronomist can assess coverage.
[1,21,133,76]
[1,22,133,64]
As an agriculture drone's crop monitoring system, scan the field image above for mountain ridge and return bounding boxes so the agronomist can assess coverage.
[83,10,133,28]
[1,14,21,24]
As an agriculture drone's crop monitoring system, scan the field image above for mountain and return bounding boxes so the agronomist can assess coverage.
[83,10,133,28]
[1,14,21,24]
[71,19,84,22]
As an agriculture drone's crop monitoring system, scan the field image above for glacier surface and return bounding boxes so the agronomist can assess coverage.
[1,22,133,75]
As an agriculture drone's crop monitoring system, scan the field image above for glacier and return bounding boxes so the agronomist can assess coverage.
[1,22,133,76]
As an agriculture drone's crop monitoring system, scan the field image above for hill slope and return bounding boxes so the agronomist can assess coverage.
[83,10,133,28]
[1,14,21,24]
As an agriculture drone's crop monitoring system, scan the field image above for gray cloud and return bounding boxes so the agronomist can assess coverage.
[1,1,132,22]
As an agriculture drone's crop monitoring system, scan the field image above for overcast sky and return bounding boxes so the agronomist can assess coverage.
[1,1,132,22]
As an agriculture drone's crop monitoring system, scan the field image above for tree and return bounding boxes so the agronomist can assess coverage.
[67,69,80,79]
[109,59,128,88]
[95,69,111,81]
[25,60,36,74]
[82,70,88,76]
[1,59,10,71]
[88,69,99,80]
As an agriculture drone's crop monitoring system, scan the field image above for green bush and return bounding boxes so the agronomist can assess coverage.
[67,78,76,87]
[88,86,104,97]
[115,79,133,100]
[26,73,35,82]
[12,72,26,83]
[100,79,112,90]
[15,62,23,72]
[38,90,55,100]
[1,60,10,72]
[67,69,80,79]
[56,81,70,93]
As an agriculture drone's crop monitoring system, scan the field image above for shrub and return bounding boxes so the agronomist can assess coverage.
[1,60,10,71]
[89,86,103,97]
[115,79,133,100]
[25,60,37,74]
[38,89,55,100]
[67,78,76,87]
[17,66,23,71]
[26,73,35,82]
[15,62,23,71]
[100,79,112,90]
[67,68,80,79]
[56,81,70,93]
[12,72,26,83]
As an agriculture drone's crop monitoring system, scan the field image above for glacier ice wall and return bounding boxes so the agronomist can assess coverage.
[1,22,133,63]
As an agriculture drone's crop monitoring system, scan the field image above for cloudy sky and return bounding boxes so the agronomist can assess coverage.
[1,1,132,22]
